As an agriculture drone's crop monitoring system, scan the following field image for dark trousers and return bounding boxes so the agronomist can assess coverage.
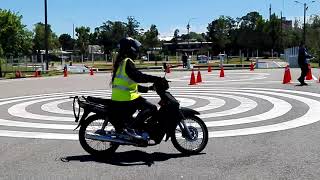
[182,60,187,68]
[298,64,308,83]
[110,97,157,130]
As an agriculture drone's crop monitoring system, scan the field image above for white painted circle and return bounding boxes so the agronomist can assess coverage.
[0,87,319,140]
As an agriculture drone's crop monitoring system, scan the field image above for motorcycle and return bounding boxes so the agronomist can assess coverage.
[72,78,208,156]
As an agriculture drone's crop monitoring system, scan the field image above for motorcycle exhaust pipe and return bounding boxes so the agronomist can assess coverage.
[85,132,138,145]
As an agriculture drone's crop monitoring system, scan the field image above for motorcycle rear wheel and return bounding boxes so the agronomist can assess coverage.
[79,115,119,157]
[171,115,208,155]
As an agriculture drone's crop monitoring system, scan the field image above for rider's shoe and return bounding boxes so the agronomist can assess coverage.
[122,128,145,140]
[94,129,106,136]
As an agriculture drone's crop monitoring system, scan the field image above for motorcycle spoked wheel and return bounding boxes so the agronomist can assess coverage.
[79,114,120,157]
[171,115,208,155]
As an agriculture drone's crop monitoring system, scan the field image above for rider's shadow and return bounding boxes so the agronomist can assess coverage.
[60,150,204,167]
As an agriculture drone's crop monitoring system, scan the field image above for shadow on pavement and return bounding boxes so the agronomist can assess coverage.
[60,150,204,167]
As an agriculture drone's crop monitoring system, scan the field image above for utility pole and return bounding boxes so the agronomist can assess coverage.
[280,11,283,52]
[303,3,306,44]
[295,0,315,45]
[44,0,49,71]
[0,58,2,78]
[72,23,75,63]
[187,22,190,50]
[269,4,272,20]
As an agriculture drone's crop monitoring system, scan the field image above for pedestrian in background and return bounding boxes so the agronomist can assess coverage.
[182,53,188,68]
[297,42,312,86]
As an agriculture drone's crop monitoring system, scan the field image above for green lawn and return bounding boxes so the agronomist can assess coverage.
[1,57,318,79]
[310,62,320,68]
[74,57,252,69]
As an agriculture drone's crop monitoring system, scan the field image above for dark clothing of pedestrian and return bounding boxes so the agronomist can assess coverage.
[297,46,312,85]
[182,54,188,68]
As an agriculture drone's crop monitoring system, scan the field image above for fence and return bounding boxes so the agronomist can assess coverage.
[0,53,114,70]
[284,47,299,68]
[0,55,46,76]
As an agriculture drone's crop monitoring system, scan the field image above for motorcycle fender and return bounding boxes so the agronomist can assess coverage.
[165,108,200,141]
[180,107,200,116]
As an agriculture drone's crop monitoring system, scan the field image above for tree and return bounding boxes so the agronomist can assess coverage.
[172,29,180,44]
[0,44,3,57]
[96,21,127,54]
[306,15,320,62]
[33,22,59,53]
[174,29,180,39]
[89,29,99,45]
[0,44,2,77]
[239,11,263,30]
[0,9,33,57]
[207,16,235,52]
[126,16,140,38]
[20,30,33,55]
[264,14,282,51]
[143,24,159,50]
[58,34,74,50]
[75,26,90,55]
[235,12,268,56]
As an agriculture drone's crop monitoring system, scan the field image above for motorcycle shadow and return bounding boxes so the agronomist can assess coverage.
[60,150,204,167]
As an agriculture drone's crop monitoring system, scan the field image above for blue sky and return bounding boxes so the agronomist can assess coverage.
[1,0,319,39]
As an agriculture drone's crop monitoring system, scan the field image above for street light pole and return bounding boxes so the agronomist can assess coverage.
[44,0,49,71]
[186,18,195,55]
[295,0,315,45]
[303,2,306,44]
[187,20,191,51]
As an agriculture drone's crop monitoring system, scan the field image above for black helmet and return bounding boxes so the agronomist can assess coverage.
[118,37,141,59]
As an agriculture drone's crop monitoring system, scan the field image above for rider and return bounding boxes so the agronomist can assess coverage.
[110,37,162,140]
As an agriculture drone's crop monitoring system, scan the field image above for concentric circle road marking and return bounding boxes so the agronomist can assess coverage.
[0,88,319,139]
[169,72,269,83]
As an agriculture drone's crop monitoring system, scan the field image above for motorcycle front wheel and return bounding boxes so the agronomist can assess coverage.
[171,115,208,155]
[79,114,119,157]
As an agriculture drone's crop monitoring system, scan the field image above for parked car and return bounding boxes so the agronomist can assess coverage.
[197,55,208,63]
[141,55,148,60]
[67,65,90,73]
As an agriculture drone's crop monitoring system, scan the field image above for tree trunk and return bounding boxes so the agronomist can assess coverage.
[0,59,2,78]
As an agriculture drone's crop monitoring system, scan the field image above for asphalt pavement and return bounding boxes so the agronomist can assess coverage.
[0,68,320,180]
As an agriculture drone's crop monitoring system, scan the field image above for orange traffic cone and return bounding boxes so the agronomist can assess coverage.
[219,65,225,77]
[34,70,39,77]
[63,69,68,77]
[208,65,212,72]
[197,68,202,83]
[282,65,291,84]
[166,65,171,73]
[189,69,196,85]
[306,64,313,80]
[250,62,254,71]
[90,68,94,76]
[15,71,21,78]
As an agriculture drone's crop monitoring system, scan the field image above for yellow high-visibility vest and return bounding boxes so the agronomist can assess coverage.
[111,58,140,101]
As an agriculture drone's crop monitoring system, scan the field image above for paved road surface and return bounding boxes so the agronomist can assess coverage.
[0,68,320,180]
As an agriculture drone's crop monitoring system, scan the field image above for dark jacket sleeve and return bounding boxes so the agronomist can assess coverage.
[137,85,149,93]
[305,51,313,59]
[125,59,160,83]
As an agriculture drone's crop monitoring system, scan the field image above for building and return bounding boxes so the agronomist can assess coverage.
[162,41,212,55]
[282,17,293,29]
